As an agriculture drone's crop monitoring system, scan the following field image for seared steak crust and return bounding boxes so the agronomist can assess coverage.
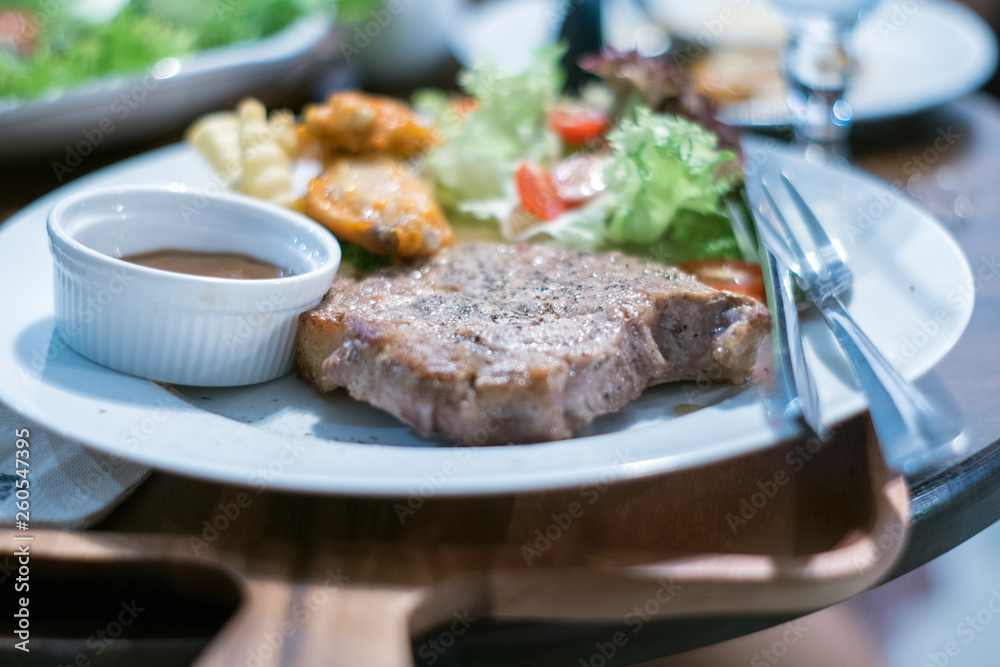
[295,243,770,445]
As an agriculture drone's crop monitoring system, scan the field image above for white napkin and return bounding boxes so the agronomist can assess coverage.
[0,402,150,530]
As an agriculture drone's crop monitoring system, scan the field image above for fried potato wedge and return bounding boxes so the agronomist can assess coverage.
[185,98,298,209]
[236,99,298,208]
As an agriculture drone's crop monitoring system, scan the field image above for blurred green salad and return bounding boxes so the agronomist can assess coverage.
[415,47,746,263]
[0,0,374,100]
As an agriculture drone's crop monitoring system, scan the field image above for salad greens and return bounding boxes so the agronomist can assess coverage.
[415,48,742,262]
[580,48,740,156]
[602,107,738,246]
[415,45,564,206]
[0,0,352,100]
[339,240,393,272]
[2,6,193,99]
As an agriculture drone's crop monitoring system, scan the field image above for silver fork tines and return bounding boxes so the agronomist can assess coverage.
[777,171,851,296]
[759,170,967,477]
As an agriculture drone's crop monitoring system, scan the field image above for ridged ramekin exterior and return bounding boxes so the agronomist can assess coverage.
[48,186,340,386]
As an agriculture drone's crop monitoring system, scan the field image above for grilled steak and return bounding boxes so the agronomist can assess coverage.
[295,242,770,445]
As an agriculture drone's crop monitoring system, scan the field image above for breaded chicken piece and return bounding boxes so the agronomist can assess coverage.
[301,91,436,159]
[304,156,454,258]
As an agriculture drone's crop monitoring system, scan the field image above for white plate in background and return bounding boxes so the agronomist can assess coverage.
[448,0,998,125]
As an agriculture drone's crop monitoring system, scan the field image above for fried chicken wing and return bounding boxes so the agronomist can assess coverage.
[304,156,454,258]
[301,91,436,159]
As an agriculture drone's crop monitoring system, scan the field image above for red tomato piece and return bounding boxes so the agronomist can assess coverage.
[678,259,766,302]
[0,9,37,57]
[548,106,609,145]
[515,163,565,221]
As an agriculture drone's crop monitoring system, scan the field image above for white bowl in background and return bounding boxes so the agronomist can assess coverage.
[46,185,341,386]
[0,15,337,161]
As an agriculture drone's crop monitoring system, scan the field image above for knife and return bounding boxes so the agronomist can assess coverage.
[725,192,826,441]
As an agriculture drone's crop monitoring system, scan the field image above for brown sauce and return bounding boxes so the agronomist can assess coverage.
[121,249,290,280]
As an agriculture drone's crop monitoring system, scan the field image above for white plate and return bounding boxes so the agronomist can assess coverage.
[0,16,335,160]
[0,144,974,495]
[448,0,998,125]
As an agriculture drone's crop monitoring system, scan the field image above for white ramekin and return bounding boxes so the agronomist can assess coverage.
[47,185,341,386]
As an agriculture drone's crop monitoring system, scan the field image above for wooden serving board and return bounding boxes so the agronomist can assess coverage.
[0,416,908,666]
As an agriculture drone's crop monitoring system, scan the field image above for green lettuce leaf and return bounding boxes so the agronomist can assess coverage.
[339,241,392,272]
[523,105,739,256]
[415,53,740,262]
[526,194,616,250]
[417,45,564,205]
[1,0,336,100]
[647,210,740,264]
[603,106,738,245]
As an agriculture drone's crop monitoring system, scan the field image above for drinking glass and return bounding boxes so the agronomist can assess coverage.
[768,0,880,164]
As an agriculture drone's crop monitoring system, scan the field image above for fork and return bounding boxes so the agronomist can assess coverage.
[727,193,827,441]
[758,170,967,476]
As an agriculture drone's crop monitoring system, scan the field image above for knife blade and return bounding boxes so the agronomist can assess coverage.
[738,180,828,441]
[725,193,825,440]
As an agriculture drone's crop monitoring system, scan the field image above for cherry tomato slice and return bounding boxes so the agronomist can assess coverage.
[553,152,607,206]
[548,106,609,145]
[678,259,766,302]
[0,9,37,57]
[515,162,565,221]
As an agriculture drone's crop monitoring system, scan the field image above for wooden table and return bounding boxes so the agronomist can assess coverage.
[2,94,1000,666]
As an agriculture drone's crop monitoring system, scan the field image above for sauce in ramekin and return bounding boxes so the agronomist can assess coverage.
[122,249,291,280]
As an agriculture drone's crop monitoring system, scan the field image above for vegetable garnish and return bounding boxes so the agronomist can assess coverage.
[548,104,609,145]
[339,241,393,273]
[580,48,741,157]
[516,162,565,221]
[0,0,350,101]
[0,9,38,58]
[678,259,766,302]
[415,44,565,207]
[602,106,738,244]
[416,47,744,263]
[552,152,607,205]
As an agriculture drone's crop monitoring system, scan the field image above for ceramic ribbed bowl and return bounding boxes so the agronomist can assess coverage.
[47,185,341,386]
